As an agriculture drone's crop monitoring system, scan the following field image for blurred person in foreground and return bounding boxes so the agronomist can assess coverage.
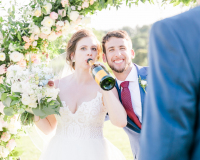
[139,3,200,160]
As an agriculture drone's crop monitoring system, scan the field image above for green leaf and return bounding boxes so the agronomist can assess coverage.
[32,107,46,117]
[3,107,14,116]
[1,93,7,101]
[10,100,20,106]
[17,32,22,41]
[2,97,12,107]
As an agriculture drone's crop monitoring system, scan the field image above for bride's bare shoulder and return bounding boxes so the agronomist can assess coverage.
[54,74,74,88]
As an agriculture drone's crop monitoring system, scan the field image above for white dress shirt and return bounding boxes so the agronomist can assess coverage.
[116,66,142,123]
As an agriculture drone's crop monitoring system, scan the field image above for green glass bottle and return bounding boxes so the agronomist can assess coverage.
[87,58,115,91]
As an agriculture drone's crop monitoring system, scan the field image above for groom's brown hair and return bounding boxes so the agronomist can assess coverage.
[102,30,132,54]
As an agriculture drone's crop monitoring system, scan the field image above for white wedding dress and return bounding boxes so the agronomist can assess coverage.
[39,91,126,160]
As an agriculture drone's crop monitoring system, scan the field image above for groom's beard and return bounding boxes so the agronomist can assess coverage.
[106,56,131,73]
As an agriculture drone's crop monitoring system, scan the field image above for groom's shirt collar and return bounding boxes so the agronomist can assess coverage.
[116,65,138,89]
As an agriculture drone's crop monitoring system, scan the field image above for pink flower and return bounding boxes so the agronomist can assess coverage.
[0,64,7,74]
[24,42,31,50]
[90,0,94,5]
[31,54,40,64]
[1,132,11,142]
[61,0,69,7]
[82,1,89,9]
[55,31,62,37]
[0,102,5,114]
[50,12,58,20]
[6,139,17,151]
[22,36,30,43]
[56,25,62,31]
[17,59,26,68]
[39,33,48,39]
[58,9,66,17]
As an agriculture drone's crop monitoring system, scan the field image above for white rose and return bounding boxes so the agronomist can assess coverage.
[34,8,42,17]
[30,25,40,35]
[43,3,52,15]
[0,52,6,61]
[81,17,91,25]
[41,26,51,35]
[48,32,57,41]
[56,21,64,27]
[7,121,21,134]
[77,6,81,11]
[69,11,79,22]
[0,146,9,158]
[41,16,55,28]
[45,88,59,100]
[71,6,76,10]
[11,82,22,93]
[22,94,31,105]
[141,80,147,86]
[9,51,24,62]
[32,41,37,47]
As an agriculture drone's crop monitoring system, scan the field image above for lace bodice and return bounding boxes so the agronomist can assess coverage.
[55,92,107,139]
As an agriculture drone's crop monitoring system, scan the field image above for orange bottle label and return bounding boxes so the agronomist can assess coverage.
[95,70,107,85]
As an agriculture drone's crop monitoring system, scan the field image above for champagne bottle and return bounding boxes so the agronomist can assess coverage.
[87,58,115,91]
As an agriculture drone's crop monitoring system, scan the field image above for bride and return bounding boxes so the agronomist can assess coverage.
[34,29,127,160]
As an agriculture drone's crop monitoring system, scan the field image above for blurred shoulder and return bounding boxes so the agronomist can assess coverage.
[54,74,74,88]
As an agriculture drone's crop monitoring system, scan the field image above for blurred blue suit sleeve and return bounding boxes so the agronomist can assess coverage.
[139,18,199,160]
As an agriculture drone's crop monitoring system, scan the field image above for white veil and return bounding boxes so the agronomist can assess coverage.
[27,52,74,152]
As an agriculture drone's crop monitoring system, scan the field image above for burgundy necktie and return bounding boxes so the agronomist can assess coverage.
[120,81,141,129]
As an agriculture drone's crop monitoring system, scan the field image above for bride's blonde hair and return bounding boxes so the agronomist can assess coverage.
[66,29,101,70]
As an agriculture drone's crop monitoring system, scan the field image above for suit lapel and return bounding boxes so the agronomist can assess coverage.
[134,64,146,114]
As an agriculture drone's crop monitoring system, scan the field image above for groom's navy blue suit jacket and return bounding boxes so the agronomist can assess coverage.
[140,6,200,160]
[115,63,148,133]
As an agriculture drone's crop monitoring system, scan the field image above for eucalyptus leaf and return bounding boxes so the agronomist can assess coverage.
[1,93,7,101]
[3,107,14,116]
[2,97,12,107]
[32,107,46,117]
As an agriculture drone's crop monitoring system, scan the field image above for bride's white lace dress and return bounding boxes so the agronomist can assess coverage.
[39,92,126,160]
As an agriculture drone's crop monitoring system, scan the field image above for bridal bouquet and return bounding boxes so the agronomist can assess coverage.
[0,63,61,126]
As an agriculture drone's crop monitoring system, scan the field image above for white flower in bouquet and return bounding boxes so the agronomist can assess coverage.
[32,41,37,47]
[21,93,31,106]
[81,17,91,25]
[11,82,22,93]
[1,132,11,142]
[34,7,42,17]
[56,21,64,27]
[48,32,58,41]
[77,6,81,10]
[0,146,9,158]
[30,25,40,35]
[61,0,69,7]
[0,52,6,61]
[41,26,51,35]
[7,121,21,134]
[45,87,59,102]
[43,3,52,15]
[8,43,17,51]
[41,16,55,28]
[0,31,3,44]
[9,51,24,62]
[71,6,76,10]
[69,11,79,22]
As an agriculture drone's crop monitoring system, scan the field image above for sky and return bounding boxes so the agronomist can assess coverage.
[89,1,192,30]
[0,0,194,31]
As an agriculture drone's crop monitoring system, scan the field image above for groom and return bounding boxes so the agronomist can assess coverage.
[102,30,148,159]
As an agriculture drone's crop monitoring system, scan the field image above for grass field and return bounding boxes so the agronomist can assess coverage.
[16,121,133,160]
